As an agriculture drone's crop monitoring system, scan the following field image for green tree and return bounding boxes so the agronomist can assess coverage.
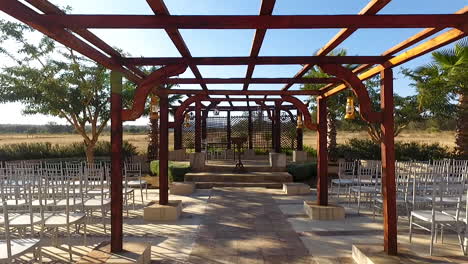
[147,88,182,161]
[0,20,140,162]
[363,82,422,143]
[403,38,468,157]
[301,49,351,159]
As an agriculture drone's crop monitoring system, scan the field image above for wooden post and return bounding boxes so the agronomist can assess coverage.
[274,102,281,153]
[380,68,397,255]
[173,107,182,150]
[248,109,253,149]
[174,119,182,150]
[159,93,169,205]
[195,101,202,152]
[296,112,303,151]
[110,71,123,253]
[317,97,328,206]
[227,110,232,149]
[202,108,207,141]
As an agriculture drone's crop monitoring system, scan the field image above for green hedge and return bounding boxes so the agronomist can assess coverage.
[0,141,138,161]
[335,139,452,161]
[150,161,191,182]
[287,162,317,184]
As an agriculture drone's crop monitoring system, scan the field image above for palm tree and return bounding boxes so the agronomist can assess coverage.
[147,84,183,161]
[403,38,468,157]
[301,48,351,159]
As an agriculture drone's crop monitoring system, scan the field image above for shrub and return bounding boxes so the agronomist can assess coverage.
[0,141,139,161]
[335,139,452,161]
[150,161,191,182]
[287,162,317,184]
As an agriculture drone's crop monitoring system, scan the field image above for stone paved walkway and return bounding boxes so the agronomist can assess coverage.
[187,188,314,264]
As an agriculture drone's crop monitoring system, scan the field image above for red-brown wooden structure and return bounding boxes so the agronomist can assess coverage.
[1,0,466,256]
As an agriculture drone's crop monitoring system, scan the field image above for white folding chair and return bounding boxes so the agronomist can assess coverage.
[0,179,42,264]
[124,161,147,203]
[409,171,466,255]
[331,160,355,198]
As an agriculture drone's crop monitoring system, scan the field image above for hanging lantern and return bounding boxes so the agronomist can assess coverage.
[149,95,159,120]
[213,108,220,116]
[184,113,191,128]
[296,114,303,129]
[344,96,355,120]
[189,112,195,120]
[281,114,287,121]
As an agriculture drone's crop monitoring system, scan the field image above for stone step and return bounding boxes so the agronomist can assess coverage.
[195,182,284,189]
[185,172,293,183]
[200,165,286,172]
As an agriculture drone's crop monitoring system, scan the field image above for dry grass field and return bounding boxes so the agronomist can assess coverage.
[0,130,456,154]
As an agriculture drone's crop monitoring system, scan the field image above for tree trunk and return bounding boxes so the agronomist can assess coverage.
[85,142,95,164]
[147,118,159,161]
[455,91,468,158]
[327,112,337,160]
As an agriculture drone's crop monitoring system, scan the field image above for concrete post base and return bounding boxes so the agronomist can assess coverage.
[304,201,345,220]
[293,150,308,163]
[143,200,182,221]
[269,152,286,168]
[170,182,195,195]
[283,183,311,195]
[77,242,151,264]
[189,152,206,170]
[169,149,186,161]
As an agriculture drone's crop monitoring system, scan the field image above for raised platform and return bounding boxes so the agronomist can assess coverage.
[199,159,287,172]
[185,171,292,188]
[77,242,150,264]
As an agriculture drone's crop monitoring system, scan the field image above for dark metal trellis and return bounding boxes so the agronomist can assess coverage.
[182,111,297,152]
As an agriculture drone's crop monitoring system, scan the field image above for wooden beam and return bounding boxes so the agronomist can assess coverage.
[110,71,123,253]
[123,56,387,65]
[186,105,297,111]
[0,0,142,83]
[323,28,467,97]
[279,0,390,92]
[164,78,339,84]
[316,97,328,206]
[158,93,169,205]
[164,89,320,95]
[380,68,397,255]
[24,0,147,79]
[243,0,276,91]
[195,101,202,152]
[44,14,468,29]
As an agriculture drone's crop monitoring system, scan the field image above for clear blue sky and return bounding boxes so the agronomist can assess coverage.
[0,0,466,125]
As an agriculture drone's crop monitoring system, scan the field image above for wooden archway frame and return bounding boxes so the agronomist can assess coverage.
[174,94,208,125]
[281,95,317,130]
[319,64,382,123]
[122,64,187,121]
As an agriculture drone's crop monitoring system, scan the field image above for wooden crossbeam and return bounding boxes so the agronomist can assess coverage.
[163,89,320,95]
[42,14,467,29]
[243,0,276,92]
[145,0,233,106]
[323,28,467,97]
[123,56,387,65]
[164,77,340,84]
[0,0,142,83]
[280,0,390,92]
[24,0,147,79]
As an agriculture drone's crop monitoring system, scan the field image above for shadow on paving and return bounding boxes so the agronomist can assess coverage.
[186,188,316,264]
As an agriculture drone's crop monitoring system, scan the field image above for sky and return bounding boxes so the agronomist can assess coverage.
[0,0,466,125]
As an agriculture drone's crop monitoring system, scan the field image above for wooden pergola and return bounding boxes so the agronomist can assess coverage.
[1,0,466,257]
